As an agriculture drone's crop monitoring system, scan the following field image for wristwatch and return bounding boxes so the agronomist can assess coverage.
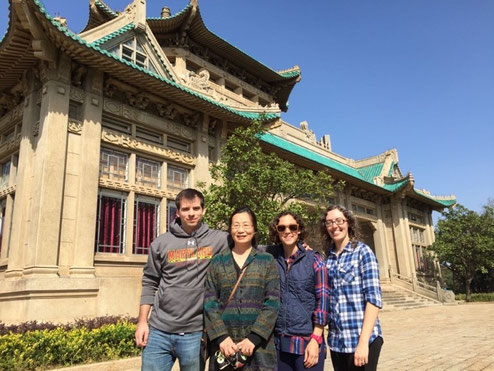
[310,334,323,345]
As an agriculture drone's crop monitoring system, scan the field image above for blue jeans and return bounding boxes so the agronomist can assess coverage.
[141,327,204,371]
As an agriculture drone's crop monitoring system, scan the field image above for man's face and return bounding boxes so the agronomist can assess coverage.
[176,196,206,233]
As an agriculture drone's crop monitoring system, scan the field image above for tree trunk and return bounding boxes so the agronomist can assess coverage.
[465,276,473,302]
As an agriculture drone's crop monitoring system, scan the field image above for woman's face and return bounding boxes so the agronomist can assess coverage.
[276,214,300,248]
[325,208,349,246]
[230,212,255,246]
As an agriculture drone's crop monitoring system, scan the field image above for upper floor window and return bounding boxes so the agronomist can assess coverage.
[136,157,161,189]
[167,165,188,191]
[108,37,157,73]
[100,149,128,181]
[167,137,191,153]
[0,161,11,189]
[410,226,425,244]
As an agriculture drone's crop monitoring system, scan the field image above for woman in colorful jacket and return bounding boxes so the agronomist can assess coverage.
[204,207,280,370]
[266,211,329,371]
[321,205,383,371]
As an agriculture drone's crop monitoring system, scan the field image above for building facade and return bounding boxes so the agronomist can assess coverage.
[0,0,455,323]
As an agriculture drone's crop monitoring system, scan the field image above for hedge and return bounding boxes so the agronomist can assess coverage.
[0,318,140,370]
[455,293,494,302]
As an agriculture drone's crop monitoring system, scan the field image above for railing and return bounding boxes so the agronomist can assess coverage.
[388,267,455,303]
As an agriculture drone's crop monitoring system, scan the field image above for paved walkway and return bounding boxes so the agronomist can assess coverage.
[58,302,494,370]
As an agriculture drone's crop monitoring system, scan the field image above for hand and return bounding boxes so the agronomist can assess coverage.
[304,338,320,368]
[220,337,238,357]
[236,338,255,357]
[302,241,313,251]
[353,341,369,367]
[134,321,149,347]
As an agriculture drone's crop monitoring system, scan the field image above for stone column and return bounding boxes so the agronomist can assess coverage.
[192,113,210,187]
[23,57,71,277]
[374,202,390,280]
[70,69,104,277]
[390,197,414,278]
[5,70,41,279]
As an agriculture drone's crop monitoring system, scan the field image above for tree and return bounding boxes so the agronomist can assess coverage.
[432,203,494,301]
[199,120,338,245]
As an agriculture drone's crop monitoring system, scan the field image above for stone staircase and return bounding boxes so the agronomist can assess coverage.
[381,284,442,311]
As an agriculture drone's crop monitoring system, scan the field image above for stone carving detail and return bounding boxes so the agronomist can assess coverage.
[33,121,40,137]
[70,87,86,103]
[104,81,117,98]
[0,185,16,198]
[71,64,88,87]
[0,103,23,127]
[0,134,21,158]
[183,69,211,92]
[125,92,150,110]
[68,120,83,135]
[104,98,195,140]
[300,121,316,143]
[102,128,197,166]
[99,178,177,199]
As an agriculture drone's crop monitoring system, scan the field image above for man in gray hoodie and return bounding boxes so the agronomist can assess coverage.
[135,188,229,371]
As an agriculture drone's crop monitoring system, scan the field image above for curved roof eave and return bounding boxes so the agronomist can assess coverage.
[81,0,119,33]
[147,5,301,84]
[0,1,39,91]
[10,0,279,123]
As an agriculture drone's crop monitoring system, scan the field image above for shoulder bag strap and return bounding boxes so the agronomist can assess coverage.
[225,266,247,306]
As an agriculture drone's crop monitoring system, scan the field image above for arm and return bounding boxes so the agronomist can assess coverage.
[135,240,162,346]
[354,302,379,365]
[305,253,329,367]
[135,304,151,346]
[354,245,382,366]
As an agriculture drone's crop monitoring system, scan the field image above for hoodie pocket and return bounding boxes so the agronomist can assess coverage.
[160,287,204,322]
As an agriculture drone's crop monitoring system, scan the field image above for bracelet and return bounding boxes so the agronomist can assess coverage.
[310,334,323,345]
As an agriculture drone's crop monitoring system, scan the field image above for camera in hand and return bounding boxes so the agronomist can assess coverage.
[214,350,248,369]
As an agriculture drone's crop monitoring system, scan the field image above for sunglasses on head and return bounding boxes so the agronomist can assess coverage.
[276,224,299,233]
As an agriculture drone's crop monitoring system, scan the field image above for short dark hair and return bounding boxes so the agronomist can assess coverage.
[320,204,360,250]
[175,188,205,209]
[268,211,307,244]
[228,206,258,248]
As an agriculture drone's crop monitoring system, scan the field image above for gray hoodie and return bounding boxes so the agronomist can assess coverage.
[140,219,229,333]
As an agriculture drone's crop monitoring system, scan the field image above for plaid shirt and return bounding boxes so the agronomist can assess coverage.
[277,248,329,355]
[326,241,382,353]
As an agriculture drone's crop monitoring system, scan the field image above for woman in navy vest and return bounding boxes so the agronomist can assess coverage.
[266,211,329,370]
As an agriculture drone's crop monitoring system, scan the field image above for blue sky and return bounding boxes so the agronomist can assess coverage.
[1,0,493,215]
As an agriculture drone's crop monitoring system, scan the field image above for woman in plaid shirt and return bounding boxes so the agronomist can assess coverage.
[321,205,383,371]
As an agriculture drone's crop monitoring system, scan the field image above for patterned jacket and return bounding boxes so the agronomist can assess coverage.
[204,248,280,370]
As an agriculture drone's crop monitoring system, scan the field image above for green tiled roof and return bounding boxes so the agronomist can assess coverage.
[147,3,193,20]
[388,161,395,176]
[94,0,118,17]
[260,132,410,193]
[279,70,301,78]
[32,0,279,122]
[90,23,134,46]
[414,189,456,207]
[358,163,384,182]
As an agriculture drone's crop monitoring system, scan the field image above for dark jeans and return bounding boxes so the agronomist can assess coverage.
[277,346,326,371]
[330,336,383,371]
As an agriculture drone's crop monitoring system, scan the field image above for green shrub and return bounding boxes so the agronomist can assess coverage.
[0,320,140,370]
[455,293,494,302]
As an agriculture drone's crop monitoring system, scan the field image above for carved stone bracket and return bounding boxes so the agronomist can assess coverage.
[33,121,40,137]
[68,120,83,135]
[0,185,16,198]
[0,104,23,128]
[0,134,21,158]
[70,87,86,103]
[102,128,196,166]
[71,63,88,88]
[99,178,177,199]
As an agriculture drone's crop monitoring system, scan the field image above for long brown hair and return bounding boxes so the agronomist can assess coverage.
[320,205,360,252]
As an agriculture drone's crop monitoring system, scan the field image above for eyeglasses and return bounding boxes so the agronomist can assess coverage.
[231,224,254,231]
[276,224,299,233]
[325,218,346,227]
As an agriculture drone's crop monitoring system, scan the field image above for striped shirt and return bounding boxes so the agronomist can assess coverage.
[277,249,329,355]
[326,241,382,353]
